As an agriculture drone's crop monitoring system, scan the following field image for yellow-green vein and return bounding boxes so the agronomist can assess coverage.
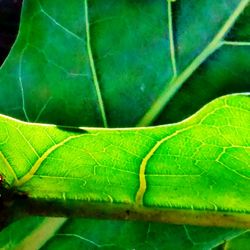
[135,125,194,206]
[136,0,249,127]
[0,152,18,184]
[14,134,85,187]
[84,0,108,128]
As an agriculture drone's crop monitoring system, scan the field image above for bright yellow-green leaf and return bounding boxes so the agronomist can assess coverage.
[1,94,249,228]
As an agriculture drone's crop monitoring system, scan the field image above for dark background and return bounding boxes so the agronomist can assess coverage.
[0,0,23,65]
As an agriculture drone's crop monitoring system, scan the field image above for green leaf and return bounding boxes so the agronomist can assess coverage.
[0,0,249,127]
[222,231,250,250]
[155,2,250,125]
[1,94,250,228]
[0,217,246,250]
[0,217,66,250]
[1,0,250,248]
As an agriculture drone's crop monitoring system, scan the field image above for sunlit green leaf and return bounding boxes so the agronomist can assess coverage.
[1,94,249,229]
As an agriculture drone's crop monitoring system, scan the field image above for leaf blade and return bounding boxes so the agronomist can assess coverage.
[1,94,249,227]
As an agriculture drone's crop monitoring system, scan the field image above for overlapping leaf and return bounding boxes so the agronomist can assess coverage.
[0,0,250,249]
[0,217,247,250]
[0,0,249,127]
[1,94,250,227]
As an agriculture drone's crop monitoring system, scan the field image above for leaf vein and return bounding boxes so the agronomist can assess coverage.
[18,47,30,122]
[223,41,250,46]
[38,2,83,41]
[84,0,108,127]
[14,134,85,187]
[135,125,194,206]
[167,0,177,77]
[0,152,18,183]
[137,0,249,126]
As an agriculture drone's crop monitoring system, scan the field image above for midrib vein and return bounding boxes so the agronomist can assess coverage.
[15,217,67,250]
[167,0,177,77]
[0,151,18,183]
[84,0,108,128]
[137,0,249,127]
[14,134,84,187]
[135,125,193,206]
